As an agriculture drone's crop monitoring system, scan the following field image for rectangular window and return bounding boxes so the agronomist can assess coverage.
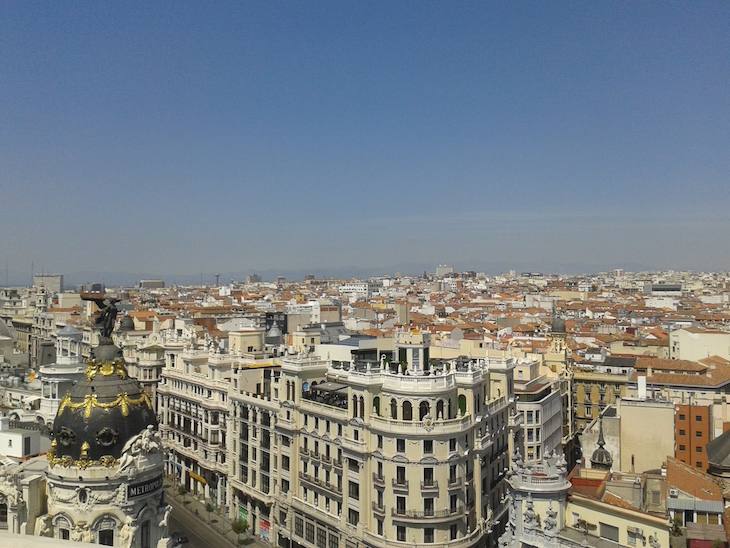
[679,414,685,421]
[424,528,434,543]
[282,479,289,493]
[306,523,315,544]
[140,521,150,548]
[99,530,114,546]
[449,438,456,452]
[696,431,703,438]
[317,528,327,548]
[679,429,686,436]
[628,531,638,546]
[329,533,339,548]
[696,446,703,453]
[599,523,619,543]
[348,509,359,526]
[696,462,703,468]
[348,481,359,500]
[397,439,405,453]
[377,520,383,536]
[424,498,434,516]
[397,466,406,484]
[397,526,406,542]
[424,440,433,454]
[679,445,686,451]
[283,455,290,471]
[424,467,434,486]
[696,415,702,422]
[377,435,383,449]
[450,524,457,540]
[652,491,660,505]
[397,496,406,513]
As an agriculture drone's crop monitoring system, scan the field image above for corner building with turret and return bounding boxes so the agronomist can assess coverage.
[253,331,523,548]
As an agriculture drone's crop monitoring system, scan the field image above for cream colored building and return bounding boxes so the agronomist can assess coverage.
[581,398,675,474]
[670,328,730,362]
[500,452,671,548]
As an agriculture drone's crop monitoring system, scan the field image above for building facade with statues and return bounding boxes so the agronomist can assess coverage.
[0,319,173,547]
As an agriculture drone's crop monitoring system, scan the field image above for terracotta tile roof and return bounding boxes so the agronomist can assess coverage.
[666,456,722,501]
[636,358,707,373]
[602,491,638,510]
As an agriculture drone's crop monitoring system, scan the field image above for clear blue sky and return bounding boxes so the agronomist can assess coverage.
[1,2,728,280]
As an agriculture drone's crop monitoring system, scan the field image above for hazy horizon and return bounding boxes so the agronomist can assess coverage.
[2,4,729,277]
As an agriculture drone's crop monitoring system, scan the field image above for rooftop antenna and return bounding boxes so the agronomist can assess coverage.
[215,273,220,286]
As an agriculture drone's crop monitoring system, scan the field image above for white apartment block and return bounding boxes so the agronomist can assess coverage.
[154,327,525,548]
[338,283,373,300]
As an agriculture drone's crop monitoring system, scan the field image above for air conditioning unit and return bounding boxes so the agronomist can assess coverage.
[635,477,642,484]
[669,488,679,497]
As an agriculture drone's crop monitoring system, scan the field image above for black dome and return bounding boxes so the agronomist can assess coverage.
[551,316,566,334]
[50,341,157,465]
[120,314,135,331]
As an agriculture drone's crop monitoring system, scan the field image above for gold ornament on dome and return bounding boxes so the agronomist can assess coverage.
[57,391,153,419]
[47,433,120,469]
[85,359,128,381]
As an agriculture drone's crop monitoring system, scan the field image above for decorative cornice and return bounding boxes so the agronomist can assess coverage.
[58,391,153,419]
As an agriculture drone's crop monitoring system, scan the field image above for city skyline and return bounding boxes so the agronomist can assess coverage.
[2,3,729,276]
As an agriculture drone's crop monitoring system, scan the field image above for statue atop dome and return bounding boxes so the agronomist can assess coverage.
[96,297,119,339]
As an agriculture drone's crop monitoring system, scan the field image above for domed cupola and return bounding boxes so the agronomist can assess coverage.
[590,417,613,471]
[119,314,135,332]
[49,339,157,467]
[551,316,566,335]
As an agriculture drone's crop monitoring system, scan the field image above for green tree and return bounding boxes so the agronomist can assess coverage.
[231,517,249,545]
[177,486,188,504]
[205,502,215,524]
[671,515,682,536]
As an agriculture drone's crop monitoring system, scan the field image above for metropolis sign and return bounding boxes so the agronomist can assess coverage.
[127,474,164,499]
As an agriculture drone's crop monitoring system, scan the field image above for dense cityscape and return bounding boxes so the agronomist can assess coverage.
[3,2,728,547]
[1,268,730,547]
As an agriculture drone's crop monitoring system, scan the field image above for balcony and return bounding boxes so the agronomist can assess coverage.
[332,458,343,470]
[372,501,386,515]
[447,477,463,489]
[372,473,385,487]
[309,450,321,461]
[391,505,465,520]
[420,480,439,492]
[298,471,343,495]
[299,446,308,456]
[392,478,409,491]
[321,453,331,464]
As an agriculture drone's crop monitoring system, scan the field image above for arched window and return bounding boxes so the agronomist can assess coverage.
[373,397,380,416]
[436,400,444,420]
[359,396,365,419]
[403,401,413,421]
[0,502,7,528]
[391,399,398,419]
[448,399,453,419]
[352,395,358,418]
[419,401,430,421]
[458,395,467,416]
